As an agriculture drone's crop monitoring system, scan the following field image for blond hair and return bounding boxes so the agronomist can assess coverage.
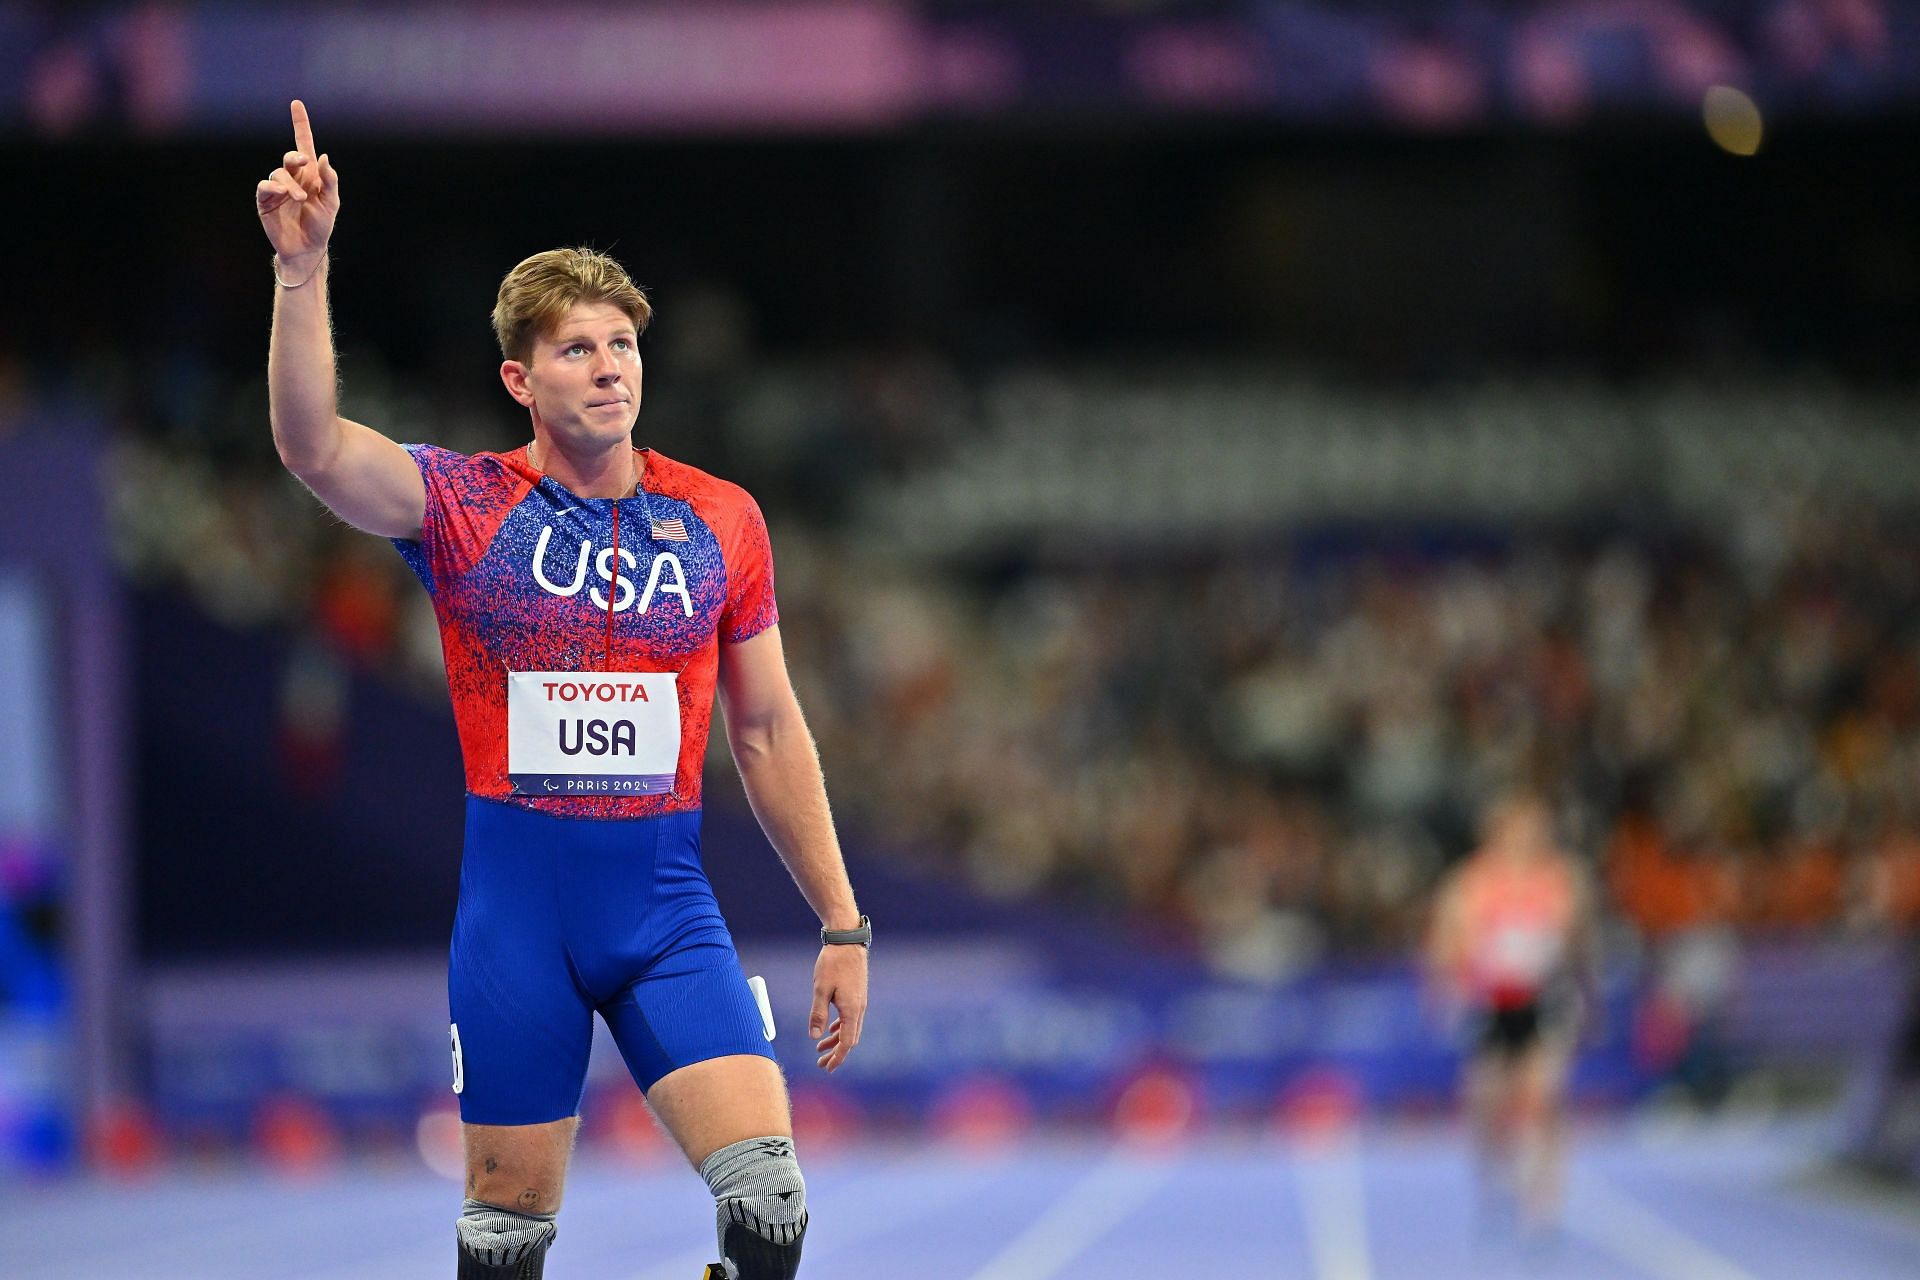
[491,247,652,363]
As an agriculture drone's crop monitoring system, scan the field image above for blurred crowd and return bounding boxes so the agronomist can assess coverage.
[75,350,1920,978]
[784,506,1920,980]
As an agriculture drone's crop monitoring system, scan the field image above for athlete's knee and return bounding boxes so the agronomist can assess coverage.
[456,1198,558,1279]
[1512,1074,1561,1129]
[700,1135,806,1280]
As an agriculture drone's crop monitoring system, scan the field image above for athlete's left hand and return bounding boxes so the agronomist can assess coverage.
[810,945,868,1072]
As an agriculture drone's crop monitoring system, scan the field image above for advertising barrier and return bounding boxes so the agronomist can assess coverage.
[141,936,1907,1144]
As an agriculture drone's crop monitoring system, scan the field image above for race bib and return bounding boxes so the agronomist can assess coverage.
[1483,924,1562,985]
[506,671,680,796]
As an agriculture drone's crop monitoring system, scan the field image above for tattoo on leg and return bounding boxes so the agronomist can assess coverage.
[518,1188,540,1211]
[485,1156,499,1174]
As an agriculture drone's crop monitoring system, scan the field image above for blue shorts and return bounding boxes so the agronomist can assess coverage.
[448,796,774,1126]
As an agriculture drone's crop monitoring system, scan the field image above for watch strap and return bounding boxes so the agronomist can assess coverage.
[820,915,872,947]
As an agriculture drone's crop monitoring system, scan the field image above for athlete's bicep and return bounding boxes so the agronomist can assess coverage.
[288,416,426,539]
[717,625,800,749]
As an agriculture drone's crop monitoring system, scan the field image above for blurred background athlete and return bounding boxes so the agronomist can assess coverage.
[255,100,867,1280]
[1428,794,1599,1238]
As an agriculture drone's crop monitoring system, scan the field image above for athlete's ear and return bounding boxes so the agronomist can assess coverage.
[500,359,535,407]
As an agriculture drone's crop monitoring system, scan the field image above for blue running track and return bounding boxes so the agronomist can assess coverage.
[22,1120,1920,1278]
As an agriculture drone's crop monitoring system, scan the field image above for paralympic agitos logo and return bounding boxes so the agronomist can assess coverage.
[529,526,695,616]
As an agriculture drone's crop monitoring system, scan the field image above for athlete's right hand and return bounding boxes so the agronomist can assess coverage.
[256,99,338,270]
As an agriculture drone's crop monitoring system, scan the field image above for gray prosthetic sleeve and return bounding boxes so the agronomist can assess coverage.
[456,1199,558,1279]
[699,1136,808,1279]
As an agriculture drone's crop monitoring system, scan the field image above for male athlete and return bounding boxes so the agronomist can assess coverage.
[257,101,867,1280]
[1427,794,1598,1235]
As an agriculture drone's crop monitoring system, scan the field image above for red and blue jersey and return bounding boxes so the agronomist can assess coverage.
[394,443,777,819]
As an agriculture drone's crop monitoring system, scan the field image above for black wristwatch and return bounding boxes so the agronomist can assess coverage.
[821,915,872,947]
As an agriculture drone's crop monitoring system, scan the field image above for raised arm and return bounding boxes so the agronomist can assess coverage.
[258,100,424,539]
[718,625,867,1072]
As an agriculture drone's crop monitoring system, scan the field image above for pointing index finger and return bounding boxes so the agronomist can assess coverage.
[291,99,317,160]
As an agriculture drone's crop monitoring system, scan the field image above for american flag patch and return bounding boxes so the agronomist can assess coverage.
[650,518,689,542]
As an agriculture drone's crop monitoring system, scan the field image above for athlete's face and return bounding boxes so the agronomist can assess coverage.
[501,300,643,453]
[1488,800,1552,860]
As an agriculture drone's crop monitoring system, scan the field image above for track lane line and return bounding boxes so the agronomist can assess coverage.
[632,1152,1009,1280]
[1294,1138,1374,1280]
[964,1149,1177,1280]
[1568,1172,1761,1280]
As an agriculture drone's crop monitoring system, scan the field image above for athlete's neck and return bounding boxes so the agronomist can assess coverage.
[528,436,640,499]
